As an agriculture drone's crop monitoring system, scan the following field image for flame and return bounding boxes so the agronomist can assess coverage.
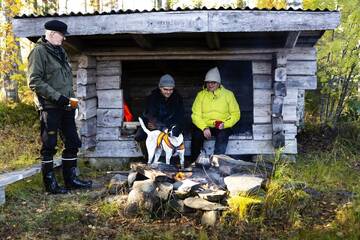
[174,172,186,181]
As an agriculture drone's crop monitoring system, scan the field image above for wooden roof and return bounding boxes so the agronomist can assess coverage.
[13,8,340,52]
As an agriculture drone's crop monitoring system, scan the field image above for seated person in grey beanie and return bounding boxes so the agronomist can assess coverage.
[135,74,185,142]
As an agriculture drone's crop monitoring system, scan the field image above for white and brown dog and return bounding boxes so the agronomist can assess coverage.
[138,117,185,169]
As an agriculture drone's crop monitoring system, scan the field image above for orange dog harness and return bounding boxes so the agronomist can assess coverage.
[157,132,184,151]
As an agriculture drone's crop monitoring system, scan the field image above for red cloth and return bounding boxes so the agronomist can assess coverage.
[123,102,133,122]
[214,120,223,129]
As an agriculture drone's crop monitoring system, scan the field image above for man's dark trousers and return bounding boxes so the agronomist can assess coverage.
[40,108,81,162]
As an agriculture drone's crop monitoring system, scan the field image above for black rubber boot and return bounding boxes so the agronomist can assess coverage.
[62,159,92,190]
[42,161,68,194]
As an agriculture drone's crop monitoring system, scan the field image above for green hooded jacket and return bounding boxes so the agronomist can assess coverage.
[27,37,74,110]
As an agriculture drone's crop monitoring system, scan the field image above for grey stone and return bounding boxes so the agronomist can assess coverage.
[184,197,228,211]
[168,199,196,214]
[127,171,147,188]
[125,179,159,216]
[201,211,218,226]
[173,179,202,192]
[156,182,173,201]
[108,174,128,194]
[132,179,156,193]
[197,189,227,202]
[224,174,264,196]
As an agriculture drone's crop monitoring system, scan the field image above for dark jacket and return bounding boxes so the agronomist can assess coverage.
[143,88,185,135]
[27,37,74,110]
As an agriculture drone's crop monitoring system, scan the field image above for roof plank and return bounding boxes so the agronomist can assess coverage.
[13,10,340,38]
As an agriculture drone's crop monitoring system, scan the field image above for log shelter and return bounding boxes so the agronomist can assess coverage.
[13,7,340,160]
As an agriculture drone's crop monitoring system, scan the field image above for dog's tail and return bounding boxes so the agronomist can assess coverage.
[138,117,151,135]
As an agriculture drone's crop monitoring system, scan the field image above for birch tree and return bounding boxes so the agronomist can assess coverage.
[304,0,360,124]
[0,0,23,102]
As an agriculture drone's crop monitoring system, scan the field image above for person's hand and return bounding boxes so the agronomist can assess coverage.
[57,95,69,106]
[203,128,211,139]
[214,120,224,130]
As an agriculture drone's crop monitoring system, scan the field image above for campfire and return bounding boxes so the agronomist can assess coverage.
[108,155,272,226]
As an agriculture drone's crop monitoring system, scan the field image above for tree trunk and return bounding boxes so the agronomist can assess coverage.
[333,64,356,125]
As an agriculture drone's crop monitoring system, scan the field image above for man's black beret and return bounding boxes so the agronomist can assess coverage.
[44,20,69,35]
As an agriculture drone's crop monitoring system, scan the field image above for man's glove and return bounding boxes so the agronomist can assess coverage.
[57,95,70,107]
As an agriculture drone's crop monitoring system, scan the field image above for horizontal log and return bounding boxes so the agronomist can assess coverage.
[93,52,273,60]
[91,47,316,60]
[97,90,123,108]
[254,104,298,123]
[253,123,297,140]
[96,127,121,141]
[253,123,296,134]
[97,109,123,127]
[77,69,96,85]
[13,10,339,37]
[288,60,317,75]
[96,67,122,76]
[78,55,96,69]
[77,83,97,99]
[253,133,296,140]
[253,75,272,89]
[77,117,97,137]
[254,89,298,105]
[97,60,122,69]
[288,47,316,61]
[88,138,297,157]
[77,98,97,120]
[92,140,142,157]
[254,74,317,90]
[208,11,339,32]
[283,105,297,122]
[252,61,272,75]
[287,75,317,89]
[96,76,121,90]
[253,60,316,75]
[254,105,271,123]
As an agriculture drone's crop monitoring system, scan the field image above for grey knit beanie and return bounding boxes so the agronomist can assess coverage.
[204,67,221,84]
[159,74,175,88]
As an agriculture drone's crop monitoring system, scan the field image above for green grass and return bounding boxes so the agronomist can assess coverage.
[0,102,39,172]
[1,101,360,239]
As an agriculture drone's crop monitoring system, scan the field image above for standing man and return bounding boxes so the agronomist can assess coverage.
[28,20,92,194]
[135,74,185,152]
[190,67,240,164]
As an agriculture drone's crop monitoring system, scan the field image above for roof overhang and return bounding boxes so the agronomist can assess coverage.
[13,10,340,38]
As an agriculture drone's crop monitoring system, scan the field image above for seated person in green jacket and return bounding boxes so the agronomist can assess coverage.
[190,67,240,164]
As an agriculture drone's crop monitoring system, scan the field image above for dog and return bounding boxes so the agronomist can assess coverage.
[138,117,185,169]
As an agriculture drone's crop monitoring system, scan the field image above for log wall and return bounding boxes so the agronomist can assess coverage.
[96,60,123,147]
[75,55,97,151]
[75,47,316,157]
[252,47,316,153]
